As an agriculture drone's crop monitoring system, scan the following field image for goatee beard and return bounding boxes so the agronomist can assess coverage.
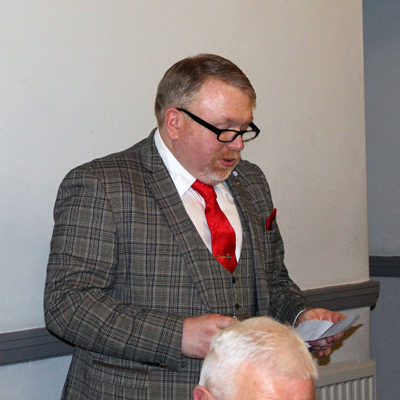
[203,158,240,185]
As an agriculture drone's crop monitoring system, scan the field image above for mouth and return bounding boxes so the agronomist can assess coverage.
[220,156,240,168]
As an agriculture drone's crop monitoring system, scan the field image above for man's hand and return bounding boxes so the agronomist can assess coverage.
[182,314,236,359]
[296,308,346,357]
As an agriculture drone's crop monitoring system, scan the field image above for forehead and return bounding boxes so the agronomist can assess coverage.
[190,78,253,121]
[194,78,250,101]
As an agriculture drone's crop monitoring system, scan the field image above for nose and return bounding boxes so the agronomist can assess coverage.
[226,134,245,152]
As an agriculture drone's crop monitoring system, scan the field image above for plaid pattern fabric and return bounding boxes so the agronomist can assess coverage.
[44,130,305,400]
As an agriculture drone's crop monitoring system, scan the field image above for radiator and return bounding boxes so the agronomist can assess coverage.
[315,360,376,400]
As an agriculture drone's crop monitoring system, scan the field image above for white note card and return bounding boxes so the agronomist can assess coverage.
[295,314,360,342]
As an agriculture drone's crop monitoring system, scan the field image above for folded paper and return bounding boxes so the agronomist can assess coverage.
[295,314,360,343]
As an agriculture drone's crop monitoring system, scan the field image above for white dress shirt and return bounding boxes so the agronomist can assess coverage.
[154,129,242,261]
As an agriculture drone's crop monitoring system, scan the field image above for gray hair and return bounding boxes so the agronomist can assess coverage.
[199,316,317,400]
[154,54,256,127]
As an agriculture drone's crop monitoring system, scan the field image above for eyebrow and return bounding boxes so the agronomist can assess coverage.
[213,116,254,129]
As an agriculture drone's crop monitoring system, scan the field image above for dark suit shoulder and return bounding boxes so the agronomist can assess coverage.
[62,132,156,186]
[81,134,152,169]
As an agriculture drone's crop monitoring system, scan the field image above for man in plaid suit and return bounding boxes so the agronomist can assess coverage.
[44,54,343,400]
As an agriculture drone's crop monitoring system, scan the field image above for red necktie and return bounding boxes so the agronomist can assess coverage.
[192,179,237,273]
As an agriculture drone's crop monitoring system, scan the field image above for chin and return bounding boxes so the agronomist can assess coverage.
[203,168,234,185]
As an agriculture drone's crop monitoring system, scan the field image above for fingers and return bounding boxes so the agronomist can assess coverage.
[308,338,332,353]
[318,348,332,357]
[308,338,329,348]
[310,341,333,358]
[299,308,346,324]
[309,332,344,357]
[182,314,236,359]
[331,311,346,323]
[326,332,344,344]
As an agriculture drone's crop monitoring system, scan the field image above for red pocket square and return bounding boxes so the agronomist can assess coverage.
[266,208,277,231]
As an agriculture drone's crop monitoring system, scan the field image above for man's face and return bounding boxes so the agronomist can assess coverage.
[231,363,315,400]
[169,78,254,185]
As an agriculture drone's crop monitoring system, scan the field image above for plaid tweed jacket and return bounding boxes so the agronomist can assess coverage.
[44,130,305,400]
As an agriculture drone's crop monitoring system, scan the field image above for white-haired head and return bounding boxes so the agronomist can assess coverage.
[197,316,317,400]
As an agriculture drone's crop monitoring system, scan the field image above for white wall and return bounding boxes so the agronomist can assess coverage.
[0,1,369,398]
[1,0,367,331]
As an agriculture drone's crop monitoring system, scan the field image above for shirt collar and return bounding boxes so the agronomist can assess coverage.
[154,129,195,197]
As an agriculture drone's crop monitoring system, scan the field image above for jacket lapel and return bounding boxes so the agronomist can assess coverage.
[138,132,216,312]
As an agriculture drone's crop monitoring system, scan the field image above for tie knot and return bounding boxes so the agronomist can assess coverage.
[192,179,216,202]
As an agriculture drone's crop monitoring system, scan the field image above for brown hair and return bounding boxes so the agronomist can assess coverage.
[154,54,256,127]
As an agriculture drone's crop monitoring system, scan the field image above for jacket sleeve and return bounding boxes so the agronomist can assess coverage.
[265,223,307,324]
[44,165,185,371]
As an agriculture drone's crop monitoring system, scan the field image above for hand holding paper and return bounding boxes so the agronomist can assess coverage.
[295,308,348,357]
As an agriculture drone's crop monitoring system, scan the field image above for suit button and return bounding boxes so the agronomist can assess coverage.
[235,303,241,311]
[181,361,187,368]
[232,277,236,284]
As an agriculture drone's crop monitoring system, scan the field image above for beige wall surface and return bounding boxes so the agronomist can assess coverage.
[1,0,367,332]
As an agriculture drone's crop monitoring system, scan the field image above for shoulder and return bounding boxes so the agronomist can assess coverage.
[63,133,155,185]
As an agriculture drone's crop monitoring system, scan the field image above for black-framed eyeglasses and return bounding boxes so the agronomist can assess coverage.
[177,108,260,143]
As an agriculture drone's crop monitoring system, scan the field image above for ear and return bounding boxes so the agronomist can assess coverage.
[164,108,182,141]
[192,385,214,400]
